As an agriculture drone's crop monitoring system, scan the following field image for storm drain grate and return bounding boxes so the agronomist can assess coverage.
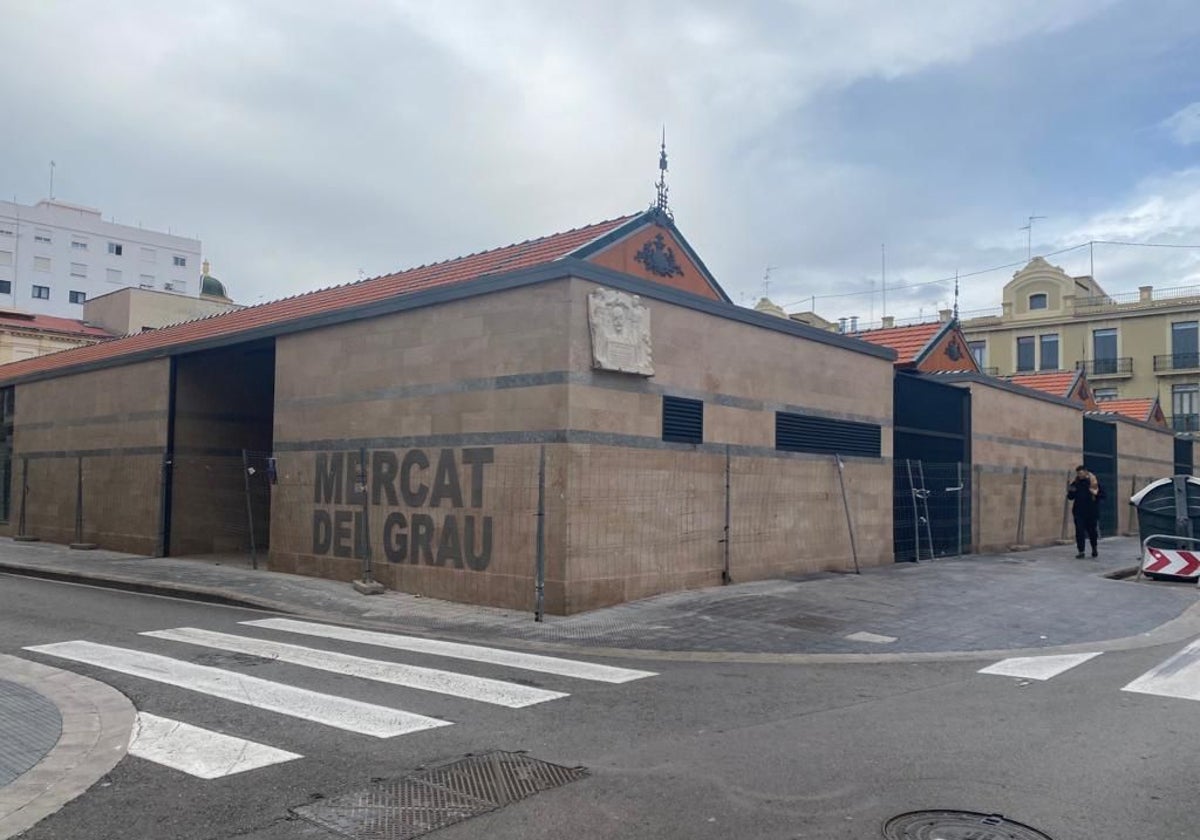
[291,752,588,840]
[883,810,1054,840]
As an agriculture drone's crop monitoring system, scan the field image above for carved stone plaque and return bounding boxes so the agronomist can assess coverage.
[588,288,653,376]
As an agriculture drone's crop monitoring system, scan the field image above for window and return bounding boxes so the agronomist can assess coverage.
[1093,388,1118,401]
[1173,384,1199,432]
[776,412,882,458]
[1039,333,1059,371]
[69,290,86,304]
[32,285,50,300]
[0,250,11,267]
[1029,293,1048,310]
[33,229,51,244]
[173,255,187,267]
[70,262,87,278]
[140,247,156,263]
[968,341,986,368]
[1016,336,1035,372]
[106,268,122,284]
[139,273,155,287]
[71,238,88,250]
[1093,328,1117,374]
[33,256,50,272]
[107,242,123,256]
[0,281,10,295]
[1172,321,1199,368]
[662,396,703,444]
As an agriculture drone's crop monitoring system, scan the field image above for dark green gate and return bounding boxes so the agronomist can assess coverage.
[1082,417,1118,535]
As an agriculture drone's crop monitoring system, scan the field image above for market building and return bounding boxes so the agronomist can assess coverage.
[0,205,898,614]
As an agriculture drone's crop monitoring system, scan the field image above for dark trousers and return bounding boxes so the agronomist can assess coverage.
[1074,514,1099,553]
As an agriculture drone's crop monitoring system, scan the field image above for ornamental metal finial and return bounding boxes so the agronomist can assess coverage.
[653,127,672,219]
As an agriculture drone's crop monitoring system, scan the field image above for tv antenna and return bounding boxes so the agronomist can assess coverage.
[1019,215,1047,261]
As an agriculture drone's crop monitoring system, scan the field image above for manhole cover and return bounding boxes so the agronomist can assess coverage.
[883,810,1053,840]
[291,752,588,840]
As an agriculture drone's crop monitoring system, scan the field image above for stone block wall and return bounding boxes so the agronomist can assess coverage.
[958,381,1083,551]
[6,360,169,554]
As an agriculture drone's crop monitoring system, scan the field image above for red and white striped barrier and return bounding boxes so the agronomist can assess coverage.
[1142,546,1200,578]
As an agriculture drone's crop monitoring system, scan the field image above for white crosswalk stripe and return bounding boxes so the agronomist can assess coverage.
[142,627,568,708]
[978,652,1103,681]
[23,623,651,781]
[128,713,301,779]
[242,617,658,683]
[1122,638,1200,702]
[23,640,453,738]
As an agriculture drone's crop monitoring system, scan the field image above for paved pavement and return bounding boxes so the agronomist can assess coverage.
[2,534,1199,837]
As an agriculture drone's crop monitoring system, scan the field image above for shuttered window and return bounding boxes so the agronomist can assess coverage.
[662,396,703,444]
[775,411,881,458]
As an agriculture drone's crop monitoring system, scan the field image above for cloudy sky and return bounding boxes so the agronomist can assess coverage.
[3,0,1199,322]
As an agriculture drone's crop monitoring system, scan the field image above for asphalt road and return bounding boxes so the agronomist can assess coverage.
[4,573,1196,840]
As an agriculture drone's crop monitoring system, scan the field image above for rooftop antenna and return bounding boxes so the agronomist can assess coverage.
[48,160,55,200]
[953,270,960,319]
[762,265,777,298]
[880,243,886,317]
[653,127,672,220]
[1019,215,1046,262]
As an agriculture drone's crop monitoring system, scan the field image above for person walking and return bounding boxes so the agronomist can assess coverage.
[1067,464,1101,558]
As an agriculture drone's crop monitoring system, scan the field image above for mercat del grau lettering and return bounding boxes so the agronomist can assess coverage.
[311,447,495,570]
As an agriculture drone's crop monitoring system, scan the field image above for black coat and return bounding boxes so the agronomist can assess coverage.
[1068,476,1100,519]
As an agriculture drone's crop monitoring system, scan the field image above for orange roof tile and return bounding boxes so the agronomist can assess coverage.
[1007,371,1079,399]
[0,311,112,339]
[1095,397,1157,423]
[0,213,642,383]
[854,322,942,365]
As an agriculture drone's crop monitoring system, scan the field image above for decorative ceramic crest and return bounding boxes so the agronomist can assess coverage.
[634,233,684,278]
[588,288,653,376]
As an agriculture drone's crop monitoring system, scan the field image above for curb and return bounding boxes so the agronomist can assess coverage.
[0,654,136,840]
[2,558,1197,666]
[0,562,298,616]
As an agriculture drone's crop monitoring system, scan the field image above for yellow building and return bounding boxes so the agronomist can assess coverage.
[961,257,1200,433]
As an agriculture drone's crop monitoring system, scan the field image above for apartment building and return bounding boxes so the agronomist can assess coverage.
[960,257,1200,433]
[0,198,202,318]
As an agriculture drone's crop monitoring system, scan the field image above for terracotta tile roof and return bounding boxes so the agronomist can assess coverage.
[853,322,942,365]
[0,311,112,339]
[1095,397,1157,423]
[1007,370,1079,399]
[0,213,642,383]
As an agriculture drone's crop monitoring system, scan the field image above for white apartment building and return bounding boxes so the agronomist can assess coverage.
[0,198,202,319]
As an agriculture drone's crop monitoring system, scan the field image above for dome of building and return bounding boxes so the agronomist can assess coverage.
[753,296,787,318]
[199,260,230,301]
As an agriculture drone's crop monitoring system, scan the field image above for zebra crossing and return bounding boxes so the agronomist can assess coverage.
[23,618,656,780]
[978,637,1200,703]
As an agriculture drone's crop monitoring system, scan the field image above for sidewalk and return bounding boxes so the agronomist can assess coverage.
[2,535,1198,660]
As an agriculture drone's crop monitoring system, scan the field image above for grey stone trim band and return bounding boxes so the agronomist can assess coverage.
[275,429,888,464]
[972,432,1081,454]
[19,410,167,432]
[19,447,165,460]
[275,368,893,429]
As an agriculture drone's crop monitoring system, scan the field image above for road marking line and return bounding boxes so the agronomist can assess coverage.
[128,712,301,779]
[978,652,1103,681]
[845,631,897,644]
[144,627,567,708]
[241,617,658,684]
[23,640,451,738]
[1122,638,1200,702]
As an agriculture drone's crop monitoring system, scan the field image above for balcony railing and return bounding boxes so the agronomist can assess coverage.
[1171,414,1200,432]
[1154,352,1200,372]
[1076,357,1133,376]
